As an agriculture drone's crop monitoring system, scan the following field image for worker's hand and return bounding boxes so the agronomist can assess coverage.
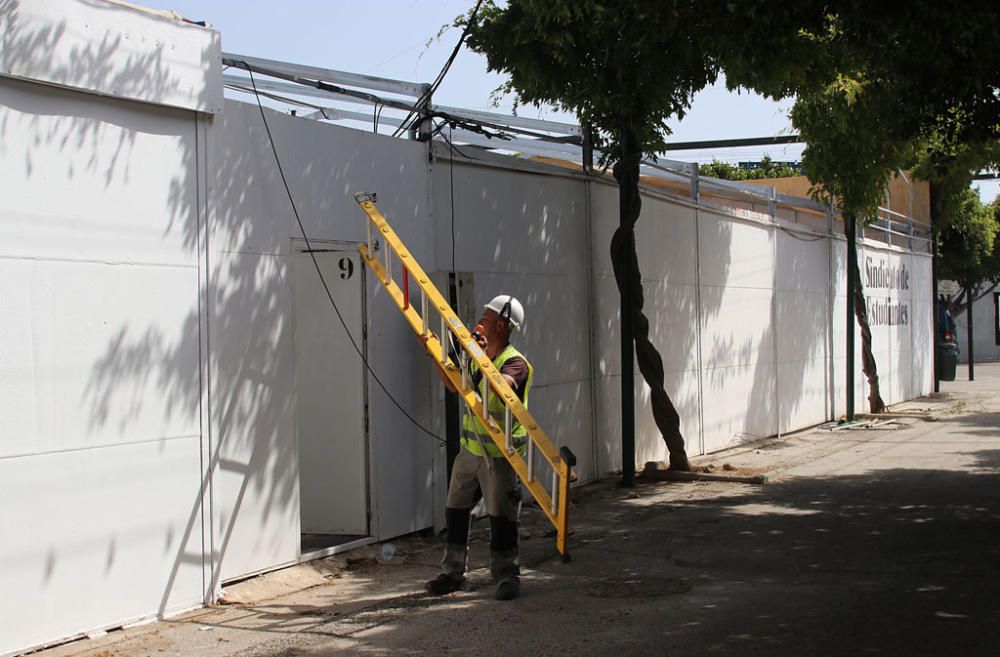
[471,322,488,351]
[472,330,487,350]
[417,332,436,352]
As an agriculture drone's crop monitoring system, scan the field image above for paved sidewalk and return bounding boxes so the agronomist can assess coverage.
[41,364,1000,657]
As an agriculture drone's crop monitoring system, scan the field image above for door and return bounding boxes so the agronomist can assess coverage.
[293,246,368,536]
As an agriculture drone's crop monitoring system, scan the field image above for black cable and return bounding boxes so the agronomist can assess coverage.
[779,225,827,242]
[437,125,477,162]
[246,66,446,445]
[392,0,485,138]
[449,125,457,273]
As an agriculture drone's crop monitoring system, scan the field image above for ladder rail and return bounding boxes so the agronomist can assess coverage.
[354,195,574,555]
[360,246,564,473]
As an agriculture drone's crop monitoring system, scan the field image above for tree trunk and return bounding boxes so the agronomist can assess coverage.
[847,214,887,414]
[966,280,975,382]
[610,128,690,471]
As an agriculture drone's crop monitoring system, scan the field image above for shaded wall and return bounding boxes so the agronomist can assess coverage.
[0,76,207,656]
[208,100,436,584]
[953,283,1000,363]
[431,155,596,483]
[0,3,220,653]
[431,157,934,477]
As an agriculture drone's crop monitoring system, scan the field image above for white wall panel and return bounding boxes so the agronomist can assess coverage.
[775,291,831,364]
[700,218,774,289]
[0,260,200,459]
[530,381,594,483]
[635,198,699,285]
[702,361,778,452]
[588,184,699,286]
[953,285,1000,363]
[0,71,206,657]
[593,372,701,475]
[209,251,300,582]
[778,357,833,433]
[0,77,199,265]
[0,0,223,113]
[435,162,588,276]
[589,183,620,279]
[467,272,592,385]
[0,438,204,657]
[777,230,831,294]
[635,371,702,465]
[701,286,776,369]
[592,275,699,376]
[912,298,935,392]
[212,101,430,258]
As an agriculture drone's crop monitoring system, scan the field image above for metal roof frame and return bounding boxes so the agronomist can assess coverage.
[218,52,930,250]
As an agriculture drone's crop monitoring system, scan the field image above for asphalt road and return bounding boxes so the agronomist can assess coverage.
[43,364,1000,657]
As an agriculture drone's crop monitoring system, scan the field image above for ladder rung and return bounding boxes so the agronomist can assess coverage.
[439,316,447,365]
[550,470,558,515]
[504,406,512,454]
[527,441,534,482]
[480,373,488,420]
[421,291,428,334]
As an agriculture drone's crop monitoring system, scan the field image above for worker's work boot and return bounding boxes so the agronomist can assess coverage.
[425,573,464,595]
[494,575,519,601]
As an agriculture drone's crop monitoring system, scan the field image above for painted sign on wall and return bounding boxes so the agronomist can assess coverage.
[865,256,910,326]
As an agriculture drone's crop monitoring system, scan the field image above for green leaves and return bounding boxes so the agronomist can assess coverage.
[464,0,719,160]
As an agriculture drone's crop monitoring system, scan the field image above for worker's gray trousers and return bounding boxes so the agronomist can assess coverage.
[441,447,521,580]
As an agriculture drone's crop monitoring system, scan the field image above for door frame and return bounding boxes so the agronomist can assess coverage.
[291,238,374,555]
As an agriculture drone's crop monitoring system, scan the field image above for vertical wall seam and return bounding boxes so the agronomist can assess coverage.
[694,208,706,455]
[772,223,781,439]
[584,172,600,480]
[193,112,207,604]
[828,227,836,421]
[421,139,436,533]
[194,112,216,604]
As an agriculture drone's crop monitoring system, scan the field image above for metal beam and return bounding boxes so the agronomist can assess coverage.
[433,103,582,137]
[442,127,584,158]
[662,135,803,151]
[223,52,428,98]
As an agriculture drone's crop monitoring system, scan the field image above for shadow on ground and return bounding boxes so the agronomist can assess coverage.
[192,443,999,657]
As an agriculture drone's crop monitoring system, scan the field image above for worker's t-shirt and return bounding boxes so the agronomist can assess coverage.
[472,356,529,401]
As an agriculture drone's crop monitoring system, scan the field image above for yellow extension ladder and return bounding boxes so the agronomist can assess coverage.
[353,193,576,560]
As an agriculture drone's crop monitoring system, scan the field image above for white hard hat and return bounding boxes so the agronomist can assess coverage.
[485,295,524,330]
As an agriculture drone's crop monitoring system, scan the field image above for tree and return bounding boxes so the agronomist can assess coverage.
[717,1,1000,412]
[465,1,724,473]
[701,156,801,181]
[938,188,1000,314]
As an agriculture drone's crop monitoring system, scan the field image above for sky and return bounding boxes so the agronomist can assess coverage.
[156,0,997,202]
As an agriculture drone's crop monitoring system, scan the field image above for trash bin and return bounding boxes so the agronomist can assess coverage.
[937,342,959,381]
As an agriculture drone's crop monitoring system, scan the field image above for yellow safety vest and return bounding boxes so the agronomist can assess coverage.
[461,344,533,458]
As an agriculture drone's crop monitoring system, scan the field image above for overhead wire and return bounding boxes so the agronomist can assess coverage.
[392,0,486,138]
[244,65,446,445]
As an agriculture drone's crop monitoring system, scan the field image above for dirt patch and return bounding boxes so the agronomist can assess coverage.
[584,576,692,598]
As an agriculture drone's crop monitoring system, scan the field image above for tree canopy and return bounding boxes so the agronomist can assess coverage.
[700,156,801,181]
[718,1,1000,218]
[938,188,1000,306]
[465,1,718,161]
[463,0,1000,446]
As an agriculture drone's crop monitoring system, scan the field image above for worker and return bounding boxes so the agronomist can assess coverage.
[421,294,533,601]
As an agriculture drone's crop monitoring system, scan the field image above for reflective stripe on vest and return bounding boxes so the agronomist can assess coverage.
[461,344,533,458]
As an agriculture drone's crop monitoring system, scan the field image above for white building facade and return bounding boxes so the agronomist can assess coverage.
[0,2,935,654]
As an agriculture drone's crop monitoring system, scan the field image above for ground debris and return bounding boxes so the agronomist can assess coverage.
[821,417,904,431]
[640,461,767,484]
